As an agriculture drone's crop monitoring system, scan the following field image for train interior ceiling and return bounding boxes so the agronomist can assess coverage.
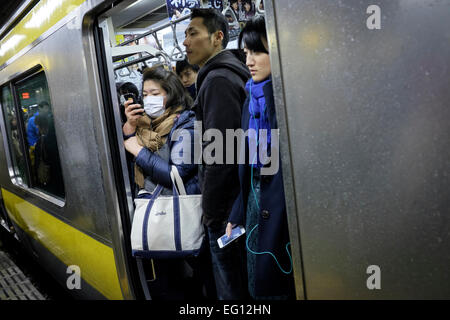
[100,0,175,88]
[99,0,208,95]
[98,0,245,93]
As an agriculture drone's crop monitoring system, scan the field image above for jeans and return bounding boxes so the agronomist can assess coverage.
[207,221,248,300]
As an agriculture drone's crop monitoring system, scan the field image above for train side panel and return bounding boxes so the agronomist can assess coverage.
[0,0,132,299]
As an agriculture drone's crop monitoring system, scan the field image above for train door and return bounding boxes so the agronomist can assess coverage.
[265,0,450,298]
[93,0,193,299]
[93,0,267,300]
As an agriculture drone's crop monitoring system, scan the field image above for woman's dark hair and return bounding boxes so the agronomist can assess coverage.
[142,65,193,111]
[238,15,268,54]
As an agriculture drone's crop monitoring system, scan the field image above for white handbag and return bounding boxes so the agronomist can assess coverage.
[131,166,204,258]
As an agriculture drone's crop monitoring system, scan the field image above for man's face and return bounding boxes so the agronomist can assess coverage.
[179,68,198,87]
[183,17,220,67]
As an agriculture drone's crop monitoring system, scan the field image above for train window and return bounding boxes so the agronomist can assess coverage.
[1,85,29,186]
[14,71,65,199]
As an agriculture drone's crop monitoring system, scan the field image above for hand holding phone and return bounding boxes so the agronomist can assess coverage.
[217,226,245,249]
[124,93,144,115]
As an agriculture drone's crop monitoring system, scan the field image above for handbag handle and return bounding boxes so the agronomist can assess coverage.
[170,166,187,196]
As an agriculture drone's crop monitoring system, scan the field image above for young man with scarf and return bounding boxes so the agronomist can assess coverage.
[226,16,295,300]
[183,8,251,299]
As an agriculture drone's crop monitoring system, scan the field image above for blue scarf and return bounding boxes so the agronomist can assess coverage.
[246,77,271,168]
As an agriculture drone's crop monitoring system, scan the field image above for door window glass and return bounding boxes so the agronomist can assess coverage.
[15,71,65,199]
[1,85,28,185]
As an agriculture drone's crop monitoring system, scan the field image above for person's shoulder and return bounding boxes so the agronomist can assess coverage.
[199,74,242,102]
[202,70,243,90]
[202,67,232,80]
[179,109,196,121]
[173,109,195,129]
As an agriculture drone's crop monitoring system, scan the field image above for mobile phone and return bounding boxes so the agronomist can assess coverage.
[217,226,245,249]
[123,92,136,103]
[123,93,143,114]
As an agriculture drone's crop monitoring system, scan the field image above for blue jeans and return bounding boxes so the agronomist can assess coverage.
[207,221,248,300]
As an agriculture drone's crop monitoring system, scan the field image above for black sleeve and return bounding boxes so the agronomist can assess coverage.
[200,76,243,227]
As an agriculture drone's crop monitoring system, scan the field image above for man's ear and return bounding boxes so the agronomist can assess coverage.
[214,30,224,48]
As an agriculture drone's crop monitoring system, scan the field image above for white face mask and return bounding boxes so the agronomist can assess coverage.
[143,95,165,117]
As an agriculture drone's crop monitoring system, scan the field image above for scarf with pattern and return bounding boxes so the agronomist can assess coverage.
[134,105,183,188]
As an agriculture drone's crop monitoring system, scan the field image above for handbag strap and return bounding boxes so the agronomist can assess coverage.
[143,184,163,251]
[170,166,187,196]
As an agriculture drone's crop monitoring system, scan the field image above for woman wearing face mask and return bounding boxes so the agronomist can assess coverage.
[123,65,199,195]
[123,66,214,299]
[226,16,295,300]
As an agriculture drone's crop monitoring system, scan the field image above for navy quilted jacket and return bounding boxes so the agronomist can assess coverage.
[135,109,200,195]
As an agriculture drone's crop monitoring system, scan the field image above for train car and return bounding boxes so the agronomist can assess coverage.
[0,0,449,300]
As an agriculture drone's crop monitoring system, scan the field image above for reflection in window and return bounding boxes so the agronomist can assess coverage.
[15,71,65,199]
[1,86,28,185]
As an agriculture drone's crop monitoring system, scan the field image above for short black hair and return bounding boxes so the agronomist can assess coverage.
[142,65,193,110]
[38,101,50,110]
[238,15,268,54]
[118,82,139,97]
[175,58,200,75]
[229,49,246,64]
[191,8,230,49]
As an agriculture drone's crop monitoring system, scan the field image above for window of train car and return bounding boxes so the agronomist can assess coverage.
[1,85,29,186]
[14,71,65,199]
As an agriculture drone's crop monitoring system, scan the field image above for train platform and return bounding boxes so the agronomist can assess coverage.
[0,240,46,300]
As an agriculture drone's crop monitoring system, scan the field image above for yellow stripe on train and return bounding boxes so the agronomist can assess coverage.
[1,188,123,300]
[0,0,87,66]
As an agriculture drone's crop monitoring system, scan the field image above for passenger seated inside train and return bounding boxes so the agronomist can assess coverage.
[121,65,215,300]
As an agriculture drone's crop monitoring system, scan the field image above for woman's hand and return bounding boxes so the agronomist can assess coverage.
[226,222,237,238]
[123,99,144,135]
[124,136,144,157]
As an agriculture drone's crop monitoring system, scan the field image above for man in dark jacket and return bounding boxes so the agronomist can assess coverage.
[183,8,250,299]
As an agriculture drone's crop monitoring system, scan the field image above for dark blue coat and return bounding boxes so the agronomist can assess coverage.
[135,110,200,195]
[228,80,295,298]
